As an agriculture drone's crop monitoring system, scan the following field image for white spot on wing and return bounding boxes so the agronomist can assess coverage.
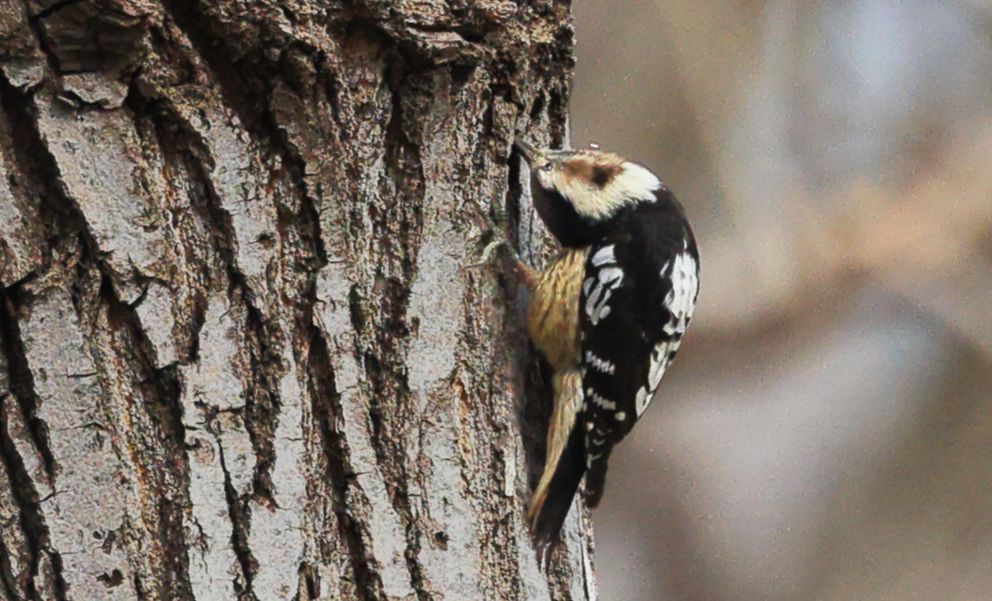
[585,350,616,374]
[635,248,698,418]
[598,266,623,284]
[590,245,617,267]
[648,341,677,390]
[662,251,698,336]
[635,386,650,417]
[585,266,624,325]
[586,387,616,410]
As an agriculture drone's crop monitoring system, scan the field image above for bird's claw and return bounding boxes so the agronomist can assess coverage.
[466,231,509,269]
[463,197,522,270]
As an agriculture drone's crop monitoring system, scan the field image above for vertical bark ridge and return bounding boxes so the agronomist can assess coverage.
[89,274,195,601]
[0,288,55,487]
[138,102,268,597]
[305,319,381,601]
[210,427,259,600]
[0,94,64,595]
[0,73,198,598]
[0,316,67,601]
[0,0,592,599]
[0,79,126,600]
[0,77,68,492]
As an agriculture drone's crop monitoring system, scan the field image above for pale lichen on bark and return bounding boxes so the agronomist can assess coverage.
[0,0,591,599]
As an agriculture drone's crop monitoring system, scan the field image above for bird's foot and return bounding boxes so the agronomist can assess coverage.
[466,229,514,268]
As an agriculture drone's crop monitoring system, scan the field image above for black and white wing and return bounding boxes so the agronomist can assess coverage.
[579,232,699,506]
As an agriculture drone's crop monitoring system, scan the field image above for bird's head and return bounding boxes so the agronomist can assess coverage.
[514,140,663,245]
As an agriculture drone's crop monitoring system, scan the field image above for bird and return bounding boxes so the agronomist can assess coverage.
[482,139,699,547]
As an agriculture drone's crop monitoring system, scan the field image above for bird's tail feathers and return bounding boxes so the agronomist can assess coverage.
[528,422,585,548]
[582,448,611,508]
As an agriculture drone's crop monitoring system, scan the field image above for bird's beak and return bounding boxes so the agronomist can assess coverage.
[514,139,538,164]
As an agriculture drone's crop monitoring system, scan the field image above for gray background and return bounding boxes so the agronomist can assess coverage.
[571,1,992,599]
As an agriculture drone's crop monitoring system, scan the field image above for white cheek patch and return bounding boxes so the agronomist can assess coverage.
[553,162,661,220]
[611,163,663,200]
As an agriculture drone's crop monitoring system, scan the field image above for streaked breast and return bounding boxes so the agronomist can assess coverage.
[528,247,588,371]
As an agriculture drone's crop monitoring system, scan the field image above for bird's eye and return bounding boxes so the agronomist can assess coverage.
[541,164,553,173]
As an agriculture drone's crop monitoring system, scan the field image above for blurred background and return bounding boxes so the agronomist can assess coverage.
[570,1,992,599]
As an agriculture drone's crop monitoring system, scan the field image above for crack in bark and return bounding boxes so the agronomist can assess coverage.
[210,427,259,601]
[352,69,435,600]
[548,89,568,147]
[95,271,194,601]
[0,79,66,487]
[26,0,84,21]
[0,528,24,601]
[19,0,63,79]
[305,320,380,601]
[241,306,285,507]
[505,137,525,258]
[0,385,67,601]
[1,70,197,600]
[152,2,335,514]
[137,97,268,596]
[296,561,319,601]
[0,288,56,487]
[154,5,446,597]
[3,0,586,597]
[134,83,287,509]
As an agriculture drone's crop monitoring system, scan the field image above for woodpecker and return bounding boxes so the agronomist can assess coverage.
[495,140,699,546]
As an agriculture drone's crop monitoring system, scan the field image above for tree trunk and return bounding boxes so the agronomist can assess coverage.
[0,1,593,600]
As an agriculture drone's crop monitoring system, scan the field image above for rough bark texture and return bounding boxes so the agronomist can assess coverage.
[0,1,593,599]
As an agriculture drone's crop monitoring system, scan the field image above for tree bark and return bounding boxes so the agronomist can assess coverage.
[0,1,592,600]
